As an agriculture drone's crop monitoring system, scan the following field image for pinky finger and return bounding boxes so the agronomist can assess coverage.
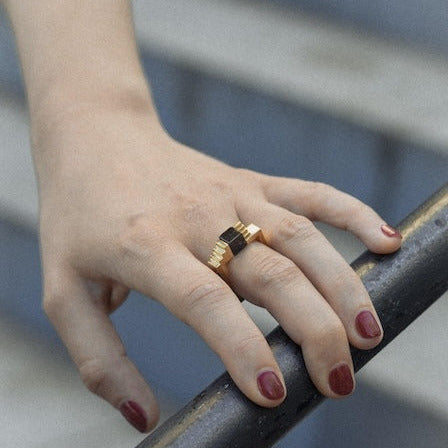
[43,271,159,432]
[263,177,402,254]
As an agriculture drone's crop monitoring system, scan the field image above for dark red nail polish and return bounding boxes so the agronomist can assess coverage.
[356,310,382,339]
[329,364,354,396]
[257,371,285,400]
[381,224,402,239]
[120,401,147,433]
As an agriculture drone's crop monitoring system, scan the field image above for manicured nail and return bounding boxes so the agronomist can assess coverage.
[120,401,147,433]
[356,310,382,339]
[381,224,402,239]
[257,371,285,400]
[329,364,354,396]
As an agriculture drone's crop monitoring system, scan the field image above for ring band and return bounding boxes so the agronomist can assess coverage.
[208,221,267,282]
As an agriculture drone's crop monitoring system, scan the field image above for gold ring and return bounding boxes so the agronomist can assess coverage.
[208,221,267,283]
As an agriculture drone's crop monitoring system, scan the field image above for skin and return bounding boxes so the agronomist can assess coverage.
[2,0,402,432]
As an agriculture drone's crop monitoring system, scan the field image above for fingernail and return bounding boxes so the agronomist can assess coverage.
[120,401,147,433]
[356,310,382,339]
[381,224,402,239]
[329,364,354,396]
[257,371,285,400]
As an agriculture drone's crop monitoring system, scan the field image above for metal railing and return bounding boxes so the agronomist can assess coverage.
[137,183,448,448]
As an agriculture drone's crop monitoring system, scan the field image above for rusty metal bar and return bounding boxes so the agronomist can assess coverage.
[137,184,448,448]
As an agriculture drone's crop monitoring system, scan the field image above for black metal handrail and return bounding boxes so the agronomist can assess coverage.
[137,184,448,448]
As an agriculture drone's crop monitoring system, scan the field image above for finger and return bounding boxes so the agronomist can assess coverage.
[243,205,383,350]
[262,178,402,253]
[43,271,159,433]
[228,242,355,398]
[109,282,130,313]
[118,240,286,407]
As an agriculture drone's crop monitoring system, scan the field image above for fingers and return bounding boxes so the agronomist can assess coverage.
[252,205,383,350]
[262,178,402,254]
[120,242,286,407]
[232,196,391,398]
[43,272,159,433]
[228,243,355,398]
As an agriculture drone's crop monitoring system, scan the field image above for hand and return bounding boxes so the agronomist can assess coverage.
[34,105,402,432]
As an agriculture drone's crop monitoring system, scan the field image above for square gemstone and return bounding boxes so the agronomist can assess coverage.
[219,227,247,256]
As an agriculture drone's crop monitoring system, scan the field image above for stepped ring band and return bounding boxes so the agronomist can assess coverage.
[208,221,267,284]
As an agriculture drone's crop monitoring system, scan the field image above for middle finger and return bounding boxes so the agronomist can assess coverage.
[241,204,383,349]
[228,242,355,398]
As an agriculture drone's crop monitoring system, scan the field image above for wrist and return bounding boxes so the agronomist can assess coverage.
[5,0,158,142]
[30,78,161,150]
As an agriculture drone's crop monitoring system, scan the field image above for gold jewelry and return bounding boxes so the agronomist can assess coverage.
[208,221,266,282]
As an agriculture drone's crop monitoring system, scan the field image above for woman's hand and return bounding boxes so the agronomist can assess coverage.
[4,0,401,433]
[34,104,402,432]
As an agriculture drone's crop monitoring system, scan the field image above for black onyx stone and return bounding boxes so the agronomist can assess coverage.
[219,227,247,256]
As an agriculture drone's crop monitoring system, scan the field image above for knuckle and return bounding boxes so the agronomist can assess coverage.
[330,269,363,297]
[348,200,370,222]
[306,180,334,195]
[277,215,316,243]
[254,254,298,289]
[233,331,265,358]
[181,280,230,324]
[117,214,164,260]
[79,358,107,395]
[179,198,216,226]
[42,292,64,319]
[307,319,346,348]
[234,168,262,185]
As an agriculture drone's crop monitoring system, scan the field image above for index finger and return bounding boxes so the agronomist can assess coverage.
[262,178,402,254]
